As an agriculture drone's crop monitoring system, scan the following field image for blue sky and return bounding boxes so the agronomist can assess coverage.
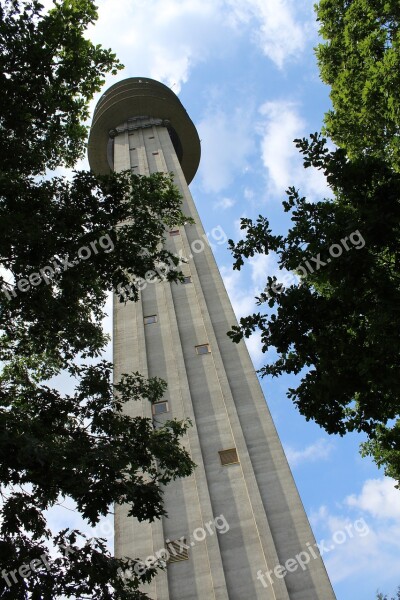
[46,1,400,598]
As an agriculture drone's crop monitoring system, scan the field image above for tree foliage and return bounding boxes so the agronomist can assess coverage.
[0,1,195,598]
[0,0,120,175]
[229,138,400,471]
[227,1,400,484]
[316,0,400,168]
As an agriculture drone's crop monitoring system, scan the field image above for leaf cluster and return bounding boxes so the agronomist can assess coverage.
[0,0,122,175]
[0,169,189,361]
[0,363,194,599]
[228,133,400,482]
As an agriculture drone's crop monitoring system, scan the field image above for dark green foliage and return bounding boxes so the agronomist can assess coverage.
[0,362,194,599]
[0,0,121,175]
[0,169,190,361]
[228,137,400,477]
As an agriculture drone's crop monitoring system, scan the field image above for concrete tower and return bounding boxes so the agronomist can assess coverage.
[88,78,336,600]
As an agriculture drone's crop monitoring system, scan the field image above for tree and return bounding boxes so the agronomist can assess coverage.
[227,0,400,484]
[315,0,400,169]
[1,0,120,175]
[0,1,194,598]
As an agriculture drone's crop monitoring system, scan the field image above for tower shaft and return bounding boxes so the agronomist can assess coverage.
[89,78,336,600]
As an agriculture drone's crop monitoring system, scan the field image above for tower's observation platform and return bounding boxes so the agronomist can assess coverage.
[87,77,201,183]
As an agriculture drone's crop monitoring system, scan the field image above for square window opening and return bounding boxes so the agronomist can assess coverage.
[219,448,239,466]
[152,401,169,415]
[144,315,157,325]
[195,344,210,355]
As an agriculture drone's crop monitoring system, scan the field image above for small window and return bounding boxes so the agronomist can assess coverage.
[152,151,159,155]
[195,344,210,355]
[169,230,180,236]
[149,136,155,139]
[144,315,157,324]
[183,276,192,284]
[219,448,239,466]
[152,401,169,415]
[166,538,189,564]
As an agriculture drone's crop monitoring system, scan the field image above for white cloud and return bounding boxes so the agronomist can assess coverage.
[233,217,246,241]
[244,187,255,201]
[259,101,305,191]
[220,264,256,320]
[309,479,400,587]
[88,0,230,93]
[285,438,334,468]
[258,100,329,200]
[345,478,400,521]
[248,252,276,292]
[217,258,265,367]
[243,329,264,367]
[101,292,113,361]
[44,501,114,558]
[103,291,113,338]
[220,258,274,366]
[197,108,255,193]
[87,0,309,99]
[245,249,299,298]
[226,0,307,68]
[45,157,88,181]
[220,250,280,317]
[214,197,236,210]
[83,1,315,198]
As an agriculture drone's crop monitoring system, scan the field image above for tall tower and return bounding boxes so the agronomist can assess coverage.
[88,78,336,600]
